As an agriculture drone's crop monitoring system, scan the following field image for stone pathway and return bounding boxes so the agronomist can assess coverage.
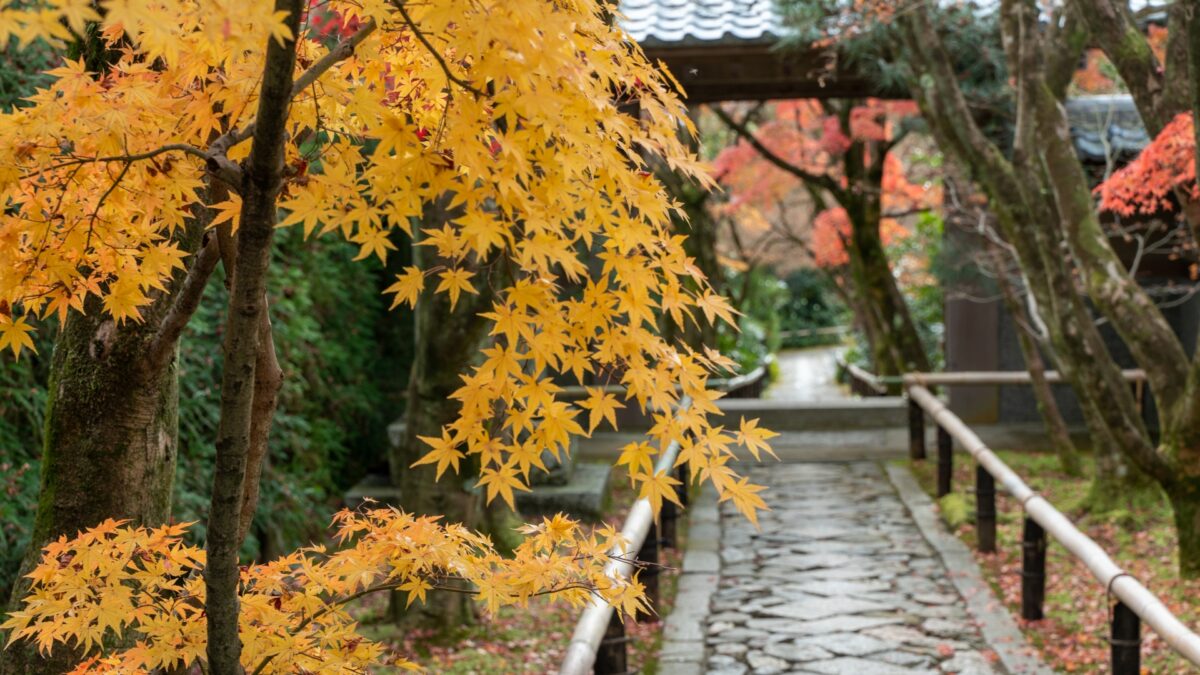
[704,462,1007,675]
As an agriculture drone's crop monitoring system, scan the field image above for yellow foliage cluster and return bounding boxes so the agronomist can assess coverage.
[0,0,771,510]
[2,512,641,673]
[0,0,777,669]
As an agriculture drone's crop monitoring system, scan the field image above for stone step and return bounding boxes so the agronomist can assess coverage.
[713,398,907,431]
[612,397,908,432]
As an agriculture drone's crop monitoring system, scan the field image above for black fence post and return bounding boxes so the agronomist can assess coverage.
[909,398,926,461]
[976,464,996,553]
[636,521,659,622]
[675,459,689,509]
[594,612,628,674]
[1021,516,1046,620]
[937,425,953,498]
[1111,600,1141,675]
[661,494,677,550]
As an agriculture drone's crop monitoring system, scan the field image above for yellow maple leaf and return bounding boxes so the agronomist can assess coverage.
[384,266,426,309]
[436,268,478,309]
[0,314,36,358]
[720,476,769,526]
[736,417,779,460]
[413,430,464,479]
[476,462,530,509]
[616,441,657,480]
[637,469,682,515]
[578,387,624,434]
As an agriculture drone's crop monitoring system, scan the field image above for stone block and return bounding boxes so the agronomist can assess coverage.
[514,462,610,521]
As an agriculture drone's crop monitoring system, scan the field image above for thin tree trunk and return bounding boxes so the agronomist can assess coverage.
[204,0,301,669]
[988,248,1081,475]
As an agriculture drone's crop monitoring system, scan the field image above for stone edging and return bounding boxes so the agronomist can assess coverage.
[657,483,720,675]
[885,463,1053,675]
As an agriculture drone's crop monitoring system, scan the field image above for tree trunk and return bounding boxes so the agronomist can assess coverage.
[989,247,1081,475]
[3,21,222,673]
[1,308,180,674]
[388,205,497,629]
[1167,482,1200,578]
[204,0,301,669]
[844,204,930,378]
[843,136,930,378]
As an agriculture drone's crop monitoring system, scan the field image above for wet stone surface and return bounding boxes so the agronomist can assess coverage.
[706,462,1001,675]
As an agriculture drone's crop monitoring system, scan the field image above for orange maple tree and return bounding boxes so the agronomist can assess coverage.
[1098,112,1196,217]
[712,99,932,269]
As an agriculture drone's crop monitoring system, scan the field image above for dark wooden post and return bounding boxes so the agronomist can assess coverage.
[908,398,926,460]
[661,495,678,550]
[594,612,628,674]
[675,459,689,508]
[936,425,952,498]
[1021,516,1046,620]
[636,521,659,622]
[976,464,996,553]
[1111,601,1141,675]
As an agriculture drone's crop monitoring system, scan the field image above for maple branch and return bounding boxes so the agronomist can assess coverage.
[249,579,602,675]
[394,2,485,99]
[237,305,283,544]
[207,19,379,165]
[711,105,844,201]
[291,18,378,97]
[147,231,221,370]
[20,143,211,180]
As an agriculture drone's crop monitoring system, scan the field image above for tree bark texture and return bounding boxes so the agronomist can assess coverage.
[388,202,499,629]
[1,307,181,674]
[898,0,1170,525]
[204,0,301,669]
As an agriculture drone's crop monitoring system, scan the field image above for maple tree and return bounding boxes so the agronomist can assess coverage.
[3,512,646,673]
[712,99,935,378]
[0,0,775,671]
[780,0,1200,568]
[1099,111,1197,217]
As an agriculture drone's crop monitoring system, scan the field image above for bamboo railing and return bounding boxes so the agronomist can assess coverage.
[905,372,1200,673]
[558,397,692,675]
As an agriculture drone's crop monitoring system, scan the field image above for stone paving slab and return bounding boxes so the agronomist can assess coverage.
[698,461,1043,675]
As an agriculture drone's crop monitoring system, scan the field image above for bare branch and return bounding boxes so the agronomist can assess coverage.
[146,232,220,370]
[711,105,844,200]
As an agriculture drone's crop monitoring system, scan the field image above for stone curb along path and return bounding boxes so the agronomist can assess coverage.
[658,482,721,675]
[656,462,1052,675]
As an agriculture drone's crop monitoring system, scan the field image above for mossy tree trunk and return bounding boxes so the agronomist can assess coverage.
[388,201,500,629]
[2,233,220,675]
[898,0,1194,562]
[2,313,177,673]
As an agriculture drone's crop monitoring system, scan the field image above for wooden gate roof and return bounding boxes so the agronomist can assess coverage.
[619,0,887,102]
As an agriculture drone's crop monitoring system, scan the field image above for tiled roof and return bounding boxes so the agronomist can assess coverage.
[618,0,782,48]
[1065,95,1149,163]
